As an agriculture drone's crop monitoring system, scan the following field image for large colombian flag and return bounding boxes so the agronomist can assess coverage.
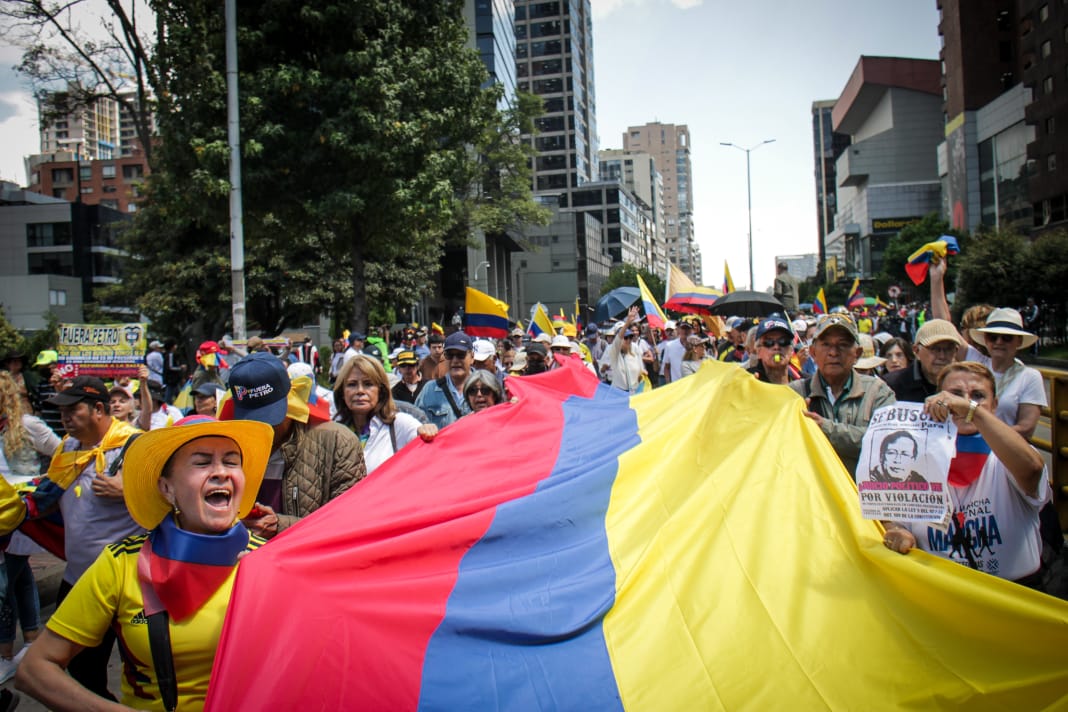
[463,286,510,339]
[206,361,1068,710]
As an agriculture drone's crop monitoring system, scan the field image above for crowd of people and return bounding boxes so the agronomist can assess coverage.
[0,268,1060,709]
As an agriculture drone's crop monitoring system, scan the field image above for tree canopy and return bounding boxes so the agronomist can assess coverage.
[94,0,542,338]
[600,264,665,302]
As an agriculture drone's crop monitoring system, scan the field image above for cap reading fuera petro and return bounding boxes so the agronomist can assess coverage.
[227,352,291,425]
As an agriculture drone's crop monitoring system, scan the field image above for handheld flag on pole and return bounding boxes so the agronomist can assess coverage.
[666,261,698,300]
[464,287,510,339]
[813,287,828,315]
[723,261,735,294]
[636,274,667,329]
[528,303,557,339]
[905,235,960,285]
[846,279,865,309]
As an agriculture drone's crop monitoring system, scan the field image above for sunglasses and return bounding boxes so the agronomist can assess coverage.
[760,337,792,349]
[467,386,494,396]
[984,332,1017,343]
[445,351,468,360]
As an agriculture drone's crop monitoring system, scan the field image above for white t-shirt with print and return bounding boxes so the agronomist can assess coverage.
[964,346,1047,426]
[904,454,1049,581]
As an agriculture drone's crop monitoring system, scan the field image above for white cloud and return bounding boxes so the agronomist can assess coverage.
[670,0,704,8]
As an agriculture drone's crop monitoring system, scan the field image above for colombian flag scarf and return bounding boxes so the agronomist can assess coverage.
[138,514,249,622]
[947,432,991,487]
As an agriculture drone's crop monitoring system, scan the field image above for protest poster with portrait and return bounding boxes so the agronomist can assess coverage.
[55,322,147,378]
[856,402,956,522]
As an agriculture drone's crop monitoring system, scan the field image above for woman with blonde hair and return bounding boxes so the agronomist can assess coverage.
[0,371,60,683]
[334,354,436,474]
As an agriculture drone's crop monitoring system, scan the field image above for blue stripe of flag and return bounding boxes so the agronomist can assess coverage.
[418,385,634,710]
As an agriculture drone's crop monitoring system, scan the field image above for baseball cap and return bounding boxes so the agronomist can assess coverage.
[755,317,793,340]
[664,320,677,330]
[526,342,548,358]
[348,331,367,344]
[47,376,110,406]
[511,327,525,337]
[109,384,134,400]
[585,324,599,337]
[227,351,291,425]
[472,340,496,362]
[193,382,222,398]
[33,350,58,367]
[812,314,859,344]
[395,350,419,366]
[533,333,552,345]
[676,320,694,331]
[444,332,472,353]
[915,319,964,348]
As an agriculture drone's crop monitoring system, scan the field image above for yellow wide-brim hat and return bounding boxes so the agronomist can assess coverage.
[122,415,274,530]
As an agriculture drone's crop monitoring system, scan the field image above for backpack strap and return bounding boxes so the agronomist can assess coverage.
[139,566,177,712]
[388,422,397,454]
[437,377,462,419]
[147,611,178,712]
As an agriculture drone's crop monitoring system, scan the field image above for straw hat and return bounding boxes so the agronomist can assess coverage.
[855,334,887,371]
[122,415,273,530]
[970,308,1037,349]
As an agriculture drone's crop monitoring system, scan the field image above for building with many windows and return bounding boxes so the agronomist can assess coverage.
[826,57,943,280]
[26,152,147,214]
[0,182,131,329]
[515,0,598,196]
[622,122,698,283]
[598,149,666,275]
[811,100,851,280]
[38,89,151,161]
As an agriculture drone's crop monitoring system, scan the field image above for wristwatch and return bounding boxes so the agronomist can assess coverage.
[965,400,978,423]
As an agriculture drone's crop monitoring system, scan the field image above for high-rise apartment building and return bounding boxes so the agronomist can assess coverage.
[1018,0,1068,229]
[38,90,149,160]
[812,100,850,279]
[622,122,698,282]
[515,0,599,196]
[598,148,665,274]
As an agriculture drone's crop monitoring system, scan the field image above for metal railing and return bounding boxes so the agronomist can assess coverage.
[1033,367,1068,530]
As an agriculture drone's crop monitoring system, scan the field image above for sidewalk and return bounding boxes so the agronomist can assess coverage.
[28,553,65,609]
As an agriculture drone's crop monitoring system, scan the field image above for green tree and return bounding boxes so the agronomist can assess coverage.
[954,228,1030,314]
[107,0,535,339]
[875,214,965,300]
[600,264,665,303]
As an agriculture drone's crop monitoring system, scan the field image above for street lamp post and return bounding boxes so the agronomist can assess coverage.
[473,260,490,286]
[720,139,775,290]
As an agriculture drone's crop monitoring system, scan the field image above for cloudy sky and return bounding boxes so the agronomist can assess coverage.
[0,0,941,290]
[592,0,940,289]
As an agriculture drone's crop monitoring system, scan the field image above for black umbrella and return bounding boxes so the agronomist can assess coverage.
[593,287,641,323]
[706,290,785,319]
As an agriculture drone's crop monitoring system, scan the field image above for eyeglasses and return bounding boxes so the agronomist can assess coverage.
[445,351,468,360]
[760,337,792,349]
[984,332,1017,344]
[467,386,494,396]
[921,343,958,356]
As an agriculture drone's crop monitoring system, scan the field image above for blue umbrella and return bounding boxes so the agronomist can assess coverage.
[593,287,640,324]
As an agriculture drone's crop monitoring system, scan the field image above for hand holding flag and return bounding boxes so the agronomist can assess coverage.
[905,235,960,285]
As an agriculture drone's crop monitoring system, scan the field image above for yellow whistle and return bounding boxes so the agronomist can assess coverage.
[773,354,783,364]
[75,485,82,498]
